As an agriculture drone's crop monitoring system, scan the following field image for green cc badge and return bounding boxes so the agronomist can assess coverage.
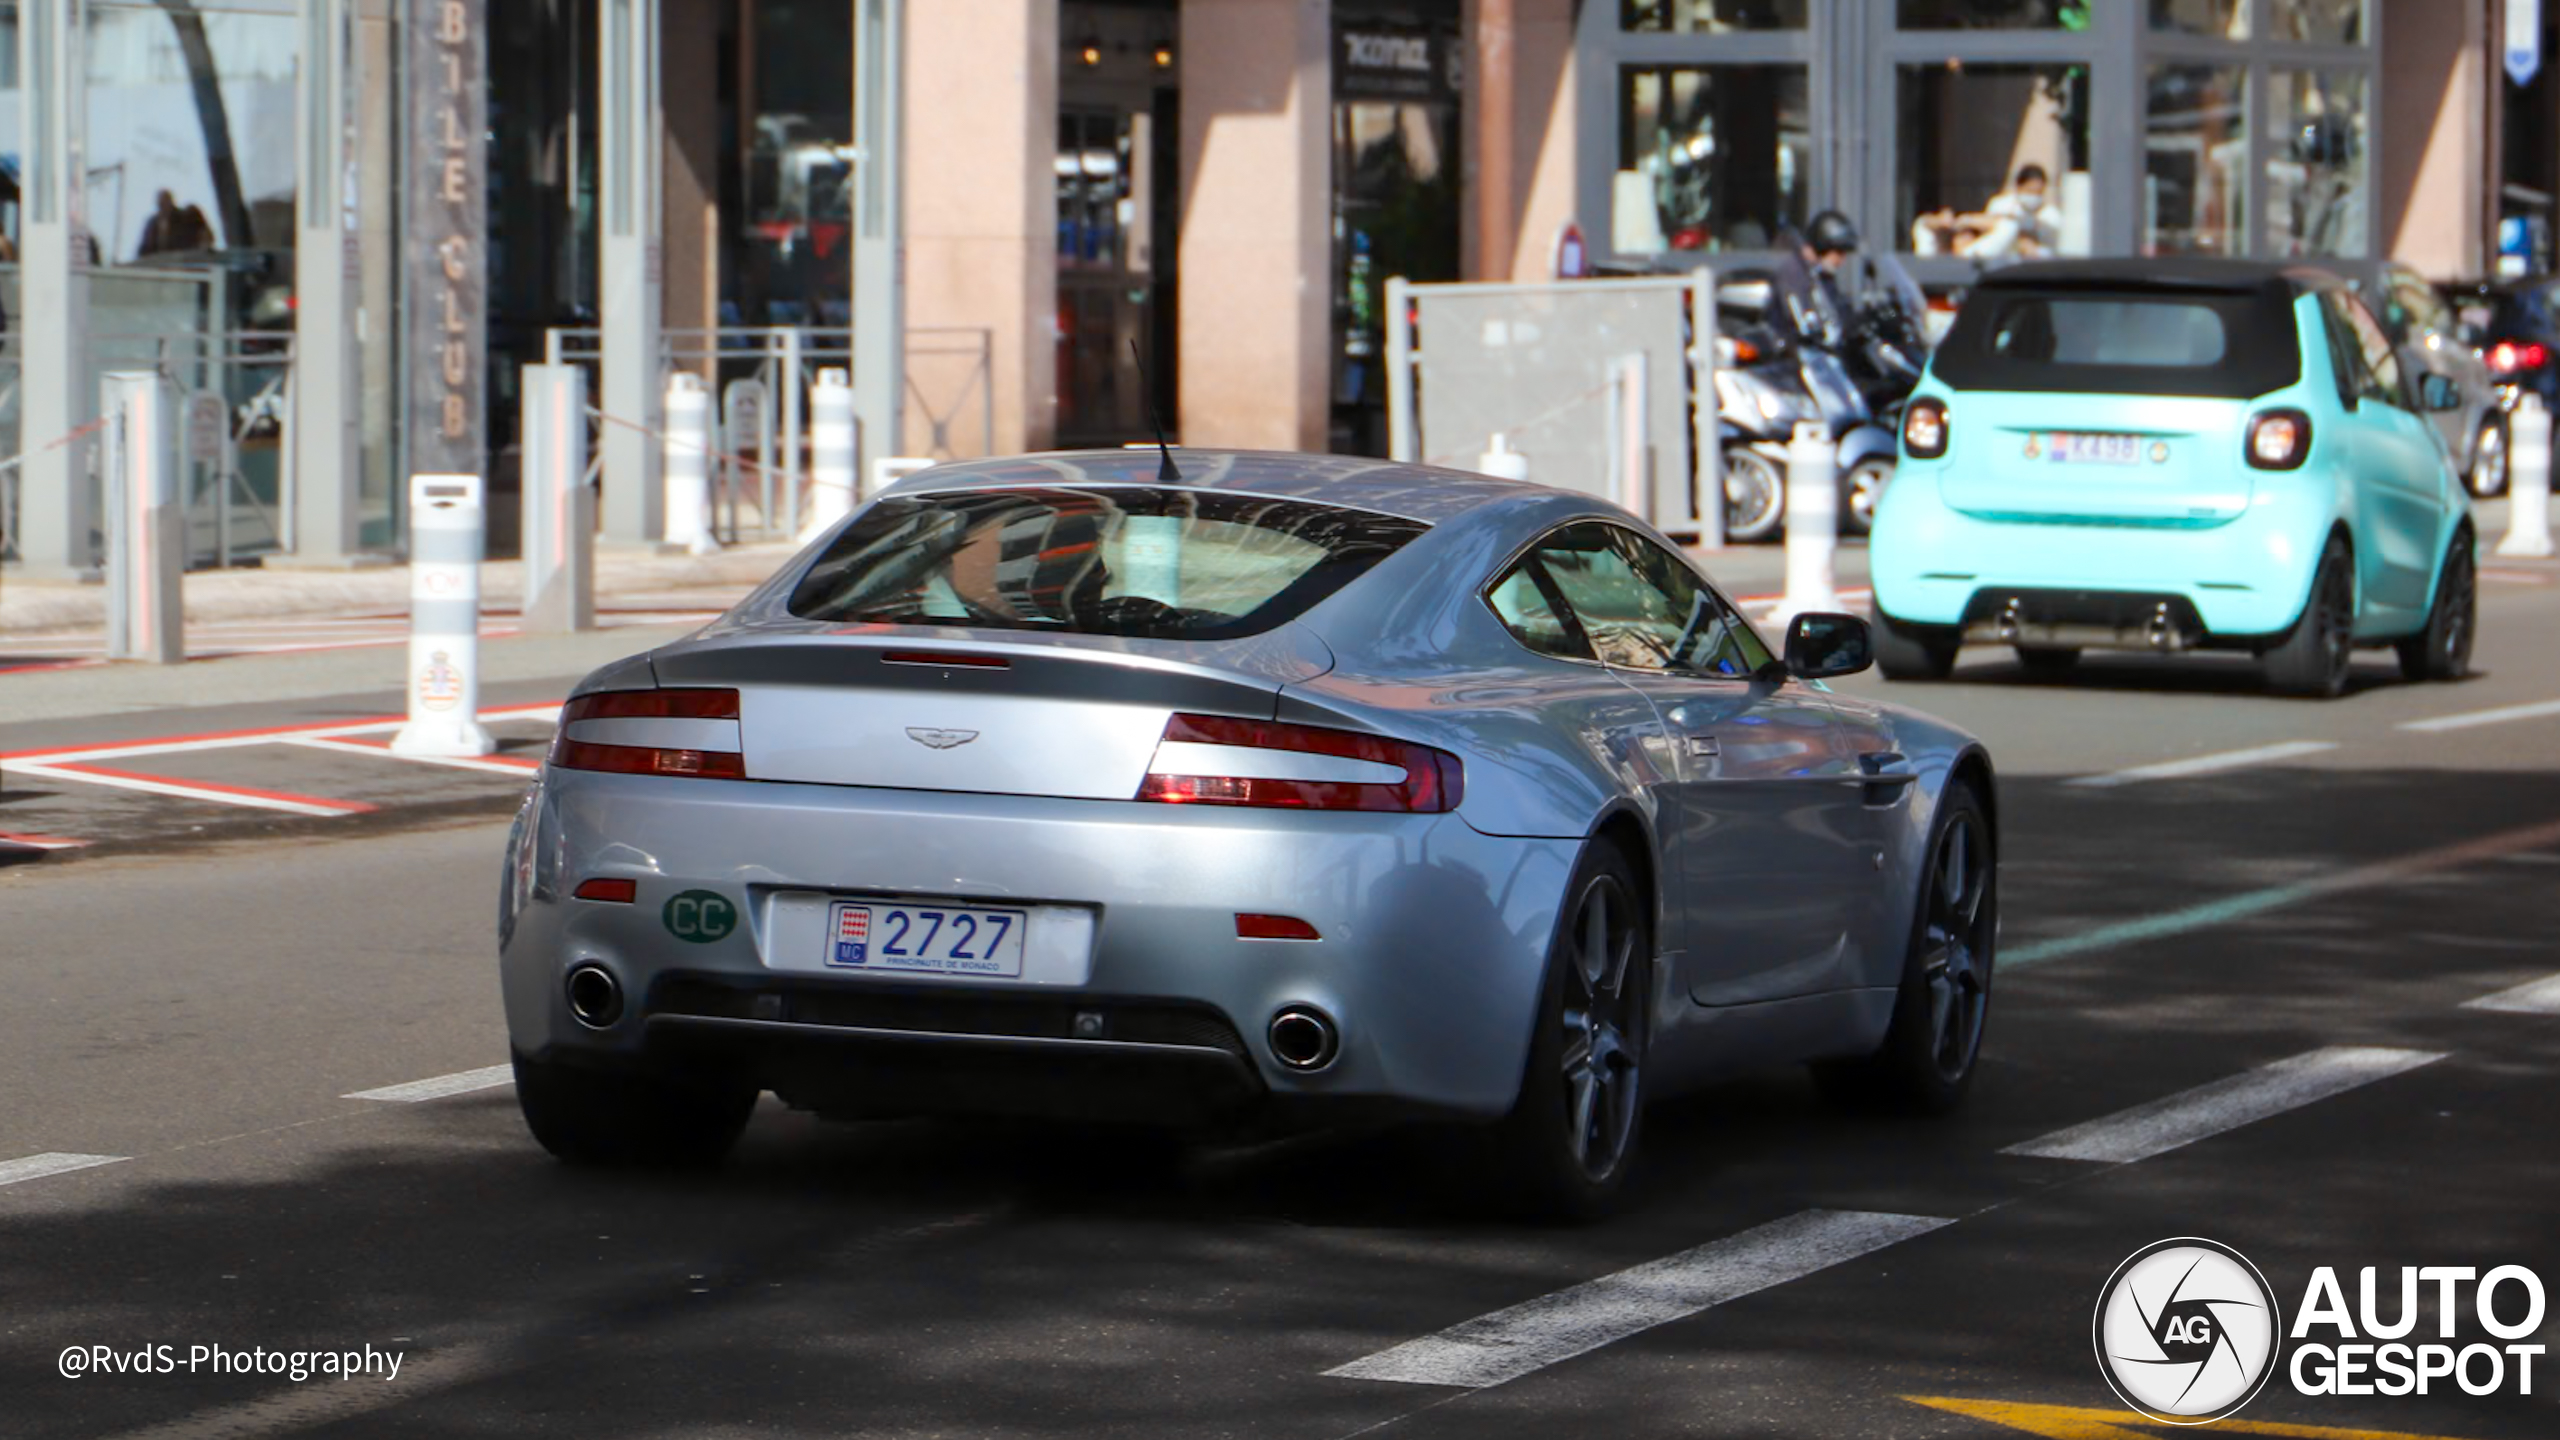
[663,890,737,943]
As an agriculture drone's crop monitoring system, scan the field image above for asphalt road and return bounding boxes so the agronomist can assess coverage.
[2,544,2556,1439]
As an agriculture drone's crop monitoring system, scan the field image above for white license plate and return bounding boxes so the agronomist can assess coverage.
[2047,432,2141,464]
[825,901,1028,978]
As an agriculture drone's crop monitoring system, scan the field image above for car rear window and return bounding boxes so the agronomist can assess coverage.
[1932,287,2301,398]
[786,486,1427,639]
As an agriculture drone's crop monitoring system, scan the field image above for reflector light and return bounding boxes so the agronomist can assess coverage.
[1137,713,1463,813]
[550,688,747,780]
[574,878,638,903]
[1903,398,1948,459]
[1235,913,1321,941]
[2245,408,2312,470]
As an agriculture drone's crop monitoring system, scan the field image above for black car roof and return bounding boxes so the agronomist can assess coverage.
[1972,256,2307,298]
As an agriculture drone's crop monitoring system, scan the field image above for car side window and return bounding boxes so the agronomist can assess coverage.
[2320,292,2400,409]
[1529,523,1773,677]
[1484,559,1592,662]
[2395,277,2453,340]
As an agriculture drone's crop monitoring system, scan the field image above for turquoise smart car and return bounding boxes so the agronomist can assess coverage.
[1869,258,2476,697]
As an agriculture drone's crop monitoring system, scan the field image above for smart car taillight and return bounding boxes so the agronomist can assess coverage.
[1136,713,1462,813]
[1903,398,1948,459]
[2245,408,2312,470]
[550,689,747,779]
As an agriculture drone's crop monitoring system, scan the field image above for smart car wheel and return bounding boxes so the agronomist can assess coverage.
[1723,448,1785,543]
[1812,781,1994,1115]
[2264,537,2355,699]
[2397,531,2476,682]
[2468,417,2509,499]
[1872,608,1959,681]
[513,1052,756,1168]
[1494,840,1650,1221]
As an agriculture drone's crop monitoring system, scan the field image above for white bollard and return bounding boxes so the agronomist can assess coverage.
[391,475,494,758]
[801,367,858,540]
[1476,433,1530,481]
[101,371,184,664]
[1777,420,1839,621]
[662,372,719,555]
[2498,395,2555,559]
[519,364,593,633]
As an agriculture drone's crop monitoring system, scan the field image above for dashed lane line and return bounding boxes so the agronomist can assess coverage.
[1323,1209,1954,1390]
[343,1065,517,1103]
[2000,1047,2445,1165]
[2003,815,2560,969]
[2063,740,2339,788]
[0,1153,128,1188]
[2461,972,2560,1014]
[2398,697,2560,732]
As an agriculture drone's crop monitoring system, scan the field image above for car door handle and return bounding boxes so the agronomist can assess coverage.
[1856,751,1918,797]
[1685,734,1720,758]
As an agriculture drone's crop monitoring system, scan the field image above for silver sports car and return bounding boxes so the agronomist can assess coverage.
[500,450,1998,1215]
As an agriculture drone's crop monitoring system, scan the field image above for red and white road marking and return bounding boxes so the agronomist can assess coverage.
[7,761,377,817]
[0,830,89,850]
[286,734,541,776]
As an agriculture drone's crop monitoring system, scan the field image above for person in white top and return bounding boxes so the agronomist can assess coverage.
[1909,164,2064,265]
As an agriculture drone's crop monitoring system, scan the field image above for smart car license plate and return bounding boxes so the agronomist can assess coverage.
[825,901,1028,978]
[2047,431,2141,464]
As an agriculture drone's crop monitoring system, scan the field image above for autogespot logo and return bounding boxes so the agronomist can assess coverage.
[2094,1238,2283,1425]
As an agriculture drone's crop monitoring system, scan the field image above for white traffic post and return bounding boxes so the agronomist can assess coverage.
[101,371,184,664]
[802,367,858,539]
[519,364,594,632]
[391,475,495,758]
[662,372,720,555]
[1476,433,1530,481]
[2498,395,2555,559]
[1777,420,1840,622]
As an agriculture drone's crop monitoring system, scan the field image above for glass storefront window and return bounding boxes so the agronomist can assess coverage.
[2264,0,2364,44]
[1897,63,2090,263]
[1615,65,1808,253]
[1895,1,2089,29]
[739,0,853,327]
[2268,68,2368,256]
[84,1,297,280]
[2144,64,2247,255]
[2152,0,2248,38]
[1621,1,1805,34]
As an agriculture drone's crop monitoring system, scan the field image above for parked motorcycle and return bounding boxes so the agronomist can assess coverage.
[1712,327,1899,543]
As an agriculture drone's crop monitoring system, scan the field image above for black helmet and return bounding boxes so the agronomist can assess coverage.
[1805,210,1860,253]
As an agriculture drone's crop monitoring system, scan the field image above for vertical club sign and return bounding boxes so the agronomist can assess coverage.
[405,0,485,480]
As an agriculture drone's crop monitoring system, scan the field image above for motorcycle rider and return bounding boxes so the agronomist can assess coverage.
[1773,209,1926,357]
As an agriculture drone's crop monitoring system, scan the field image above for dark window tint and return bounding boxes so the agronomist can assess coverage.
[787,487,1426,639]
[1485,562,1592,661]
[1934,285,2303,397]
[1507,523,1772,677]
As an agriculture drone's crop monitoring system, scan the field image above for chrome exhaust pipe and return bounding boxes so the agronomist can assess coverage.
[1995,598,2022,643]
[2146,602,2177,651]
[1267,1006,1339,1072]
[565,963,625,1030]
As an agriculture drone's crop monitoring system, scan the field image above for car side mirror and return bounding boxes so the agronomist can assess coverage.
[2420,371,2462,412]
[1782,612,1872,680]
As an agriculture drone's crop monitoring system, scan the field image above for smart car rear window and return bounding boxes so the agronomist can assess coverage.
[1933,287,2301,398]
[786,486,1427,639]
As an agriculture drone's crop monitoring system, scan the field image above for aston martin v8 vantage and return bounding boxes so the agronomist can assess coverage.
[500,451,1998,1215]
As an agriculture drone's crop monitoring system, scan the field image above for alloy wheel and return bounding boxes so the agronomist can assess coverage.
[2313,560,2355,686]
[2472,422,2509,498]
[1920,811,1993,1083]
[1559,875,1643,1182]
[2439,544,2476,673]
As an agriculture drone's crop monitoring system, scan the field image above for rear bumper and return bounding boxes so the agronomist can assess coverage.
[500,772,1582,1124]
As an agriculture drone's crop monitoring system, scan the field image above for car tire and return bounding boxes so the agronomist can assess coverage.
[1723,448,1785,544]
[2013,645,2080,672]
[2467,417,2509,499]
[1872,607,1960,681]
[2263,536,2356,699]
[513,1051,756,1168]
[1811,780,1995,1116]
[1840,458,1893,538]
[2396,530,2476,682]
[1491,839,1651,1222]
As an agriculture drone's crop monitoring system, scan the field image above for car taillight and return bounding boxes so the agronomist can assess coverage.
[1136,713,1462,813]
[2490,340,2548,375]
[2245,408,2313,470]
[550,688,747,779]
[1903,398,1948,459]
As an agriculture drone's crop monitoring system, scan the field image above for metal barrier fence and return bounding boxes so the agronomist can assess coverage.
[540,325,993,542]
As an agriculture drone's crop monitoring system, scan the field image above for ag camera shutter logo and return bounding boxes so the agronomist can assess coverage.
[2094,1238,2282,1424]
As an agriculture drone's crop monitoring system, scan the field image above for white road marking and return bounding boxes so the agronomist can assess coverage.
[343,1065,516,1103]
[2003,1046,2445,1164]
[284,735,541,776]
[1323,1209,1952,1390]
[3,762,373,817]
[2462,974,2560,1014]
[2400,698,2560,732]
[2063,740,2339,788]
[0,1152,128,1188]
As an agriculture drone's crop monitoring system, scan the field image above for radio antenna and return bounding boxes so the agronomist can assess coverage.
[1130,338,1181,481]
